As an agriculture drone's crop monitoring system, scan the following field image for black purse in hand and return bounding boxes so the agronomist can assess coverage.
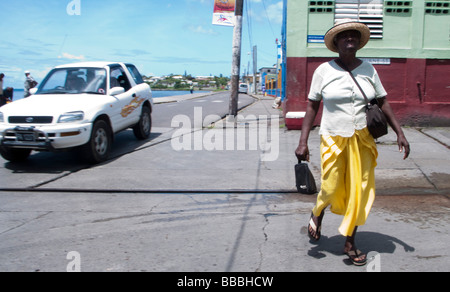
[295,161,317,195]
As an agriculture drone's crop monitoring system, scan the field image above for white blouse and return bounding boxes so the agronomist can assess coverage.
[308,60,387,137]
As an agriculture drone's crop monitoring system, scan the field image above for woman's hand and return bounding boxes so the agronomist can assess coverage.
[295,100,321,163]
[295,144,310,162]
[397,134,410,160]
[378,97,411,160]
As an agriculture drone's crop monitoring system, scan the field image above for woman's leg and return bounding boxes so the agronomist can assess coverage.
[308,135,347,240]
[308,210,325,241]
[343,227,367,265]
[338,130,377,237]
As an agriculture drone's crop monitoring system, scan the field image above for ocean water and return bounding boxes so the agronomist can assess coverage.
[10,89,196,102]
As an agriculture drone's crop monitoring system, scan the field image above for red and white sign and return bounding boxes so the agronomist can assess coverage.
[212,0,235,27]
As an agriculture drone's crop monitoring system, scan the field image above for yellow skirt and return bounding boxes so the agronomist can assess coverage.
[312,128,378,237]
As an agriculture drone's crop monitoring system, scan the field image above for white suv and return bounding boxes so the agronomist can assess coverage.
[0,62,153,163]
[238,83,249,94]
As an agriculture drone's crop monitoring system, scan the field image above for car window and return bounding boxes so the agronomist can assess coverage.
[39,68,106,95]
[84,69,107,94]
[110,66,132,91]
[40,70,67,92]
[126,64,144,85]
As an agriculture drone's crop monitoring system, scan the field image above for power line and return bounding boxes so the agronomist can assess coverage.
[261,0,277,39]
[244,0,254,49]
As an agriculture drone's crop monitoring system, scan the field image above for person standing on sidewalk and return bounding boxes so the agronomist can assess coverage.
[24,71,38,98]
[295,21,410,266]
[0,73,6,107]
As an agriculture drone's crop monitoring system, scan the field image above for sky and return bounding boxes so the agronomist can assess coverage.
[0,0,283,89]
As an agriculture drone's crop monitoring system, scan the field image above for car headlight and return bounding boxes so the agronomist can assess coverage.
[0,112,4,123]
[58,111,84,123]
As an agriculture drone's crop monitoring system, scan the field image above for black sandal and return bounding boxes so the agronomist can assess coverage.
[308,211,324,241]
[345,249,367,266]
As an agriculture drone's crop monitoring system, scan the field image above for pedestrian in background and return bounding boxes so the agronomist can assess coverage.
[0,73,6,107]
[295,21,410,266]
[4,87,14,103]
[24,71,38,98]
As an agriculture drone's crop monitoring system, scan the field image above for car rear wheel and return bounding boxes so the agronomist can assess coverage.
[0,147,32,162]
[84,119,111,164]
[133,106,152,140]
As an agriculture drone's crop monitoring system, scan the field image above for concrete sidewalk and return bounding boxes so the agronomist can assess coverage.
[216,95,450,195]
[153,91,215,104]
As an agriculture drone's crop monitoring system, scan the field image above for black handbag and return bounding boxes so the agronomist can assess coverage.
[337,60,388,139]
[364,100,388,139]
[295,161,317,195]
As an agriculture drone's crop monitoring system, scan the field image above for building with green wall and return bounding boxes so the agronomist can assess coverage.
[283,0,450,128]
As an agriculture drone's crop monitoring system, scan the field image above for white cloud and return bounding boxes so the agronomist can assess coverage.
[246,0,283,25]
[58,52,85,60]
[267,2,283,24]
[33,68,53,80]
[188,25,219,36]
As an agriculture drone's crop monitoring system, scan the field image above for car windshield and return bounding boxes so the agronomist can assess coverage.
[38,68,107,95]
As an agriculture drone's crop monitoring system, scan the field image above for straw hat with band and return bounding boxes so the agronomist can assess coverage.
[324,21,371,53]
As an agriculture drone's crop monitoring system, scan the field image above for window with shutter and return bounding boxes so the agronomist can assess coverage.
[385,1,413,15]
[309,1,335,13]
[334,0,384,38]
[425,0,450,15]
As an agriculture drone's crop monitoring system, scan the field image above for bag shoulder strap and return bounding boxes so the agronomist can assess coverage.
[335,59,371,105]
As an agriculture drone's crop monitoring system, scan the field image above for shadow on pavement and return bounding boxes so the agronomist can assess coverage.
[306,231,415,266]
[3,130,162,174]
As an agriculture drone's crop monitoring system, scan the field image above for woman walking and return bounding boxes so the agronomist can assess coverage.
[295,21,410,266]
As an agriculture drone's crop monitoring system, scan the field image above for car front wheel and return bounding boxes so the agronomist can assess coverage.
[84,119,111,164]
[0,147,32,162]
[133,106,152,140]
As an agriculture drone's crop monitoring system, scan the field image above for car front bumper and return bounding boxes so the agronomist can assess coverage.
[0,123,92,151]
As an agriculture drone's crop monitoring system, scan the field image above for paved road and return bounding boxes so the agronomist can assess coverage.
[152,91,255,128]
[0,190,448,272]
[0,92,256,188]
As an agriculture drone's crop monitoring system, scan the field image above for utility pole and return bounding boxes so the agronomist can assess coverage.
[253,45,257,95]
[228,0,244,120]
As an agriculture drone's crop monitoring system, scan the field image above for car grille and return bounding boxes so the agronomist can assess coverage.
[8,116,53,124]
[1,127,55,148]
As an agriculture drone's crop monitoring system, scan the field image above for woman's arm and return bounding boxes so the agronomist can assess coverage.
[378,97,410,160]
[295,100,321,162]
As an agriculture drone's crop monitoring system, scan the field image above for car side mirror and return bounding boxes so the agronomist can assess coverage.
[30,88,38,95]
[110,87,125,96]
